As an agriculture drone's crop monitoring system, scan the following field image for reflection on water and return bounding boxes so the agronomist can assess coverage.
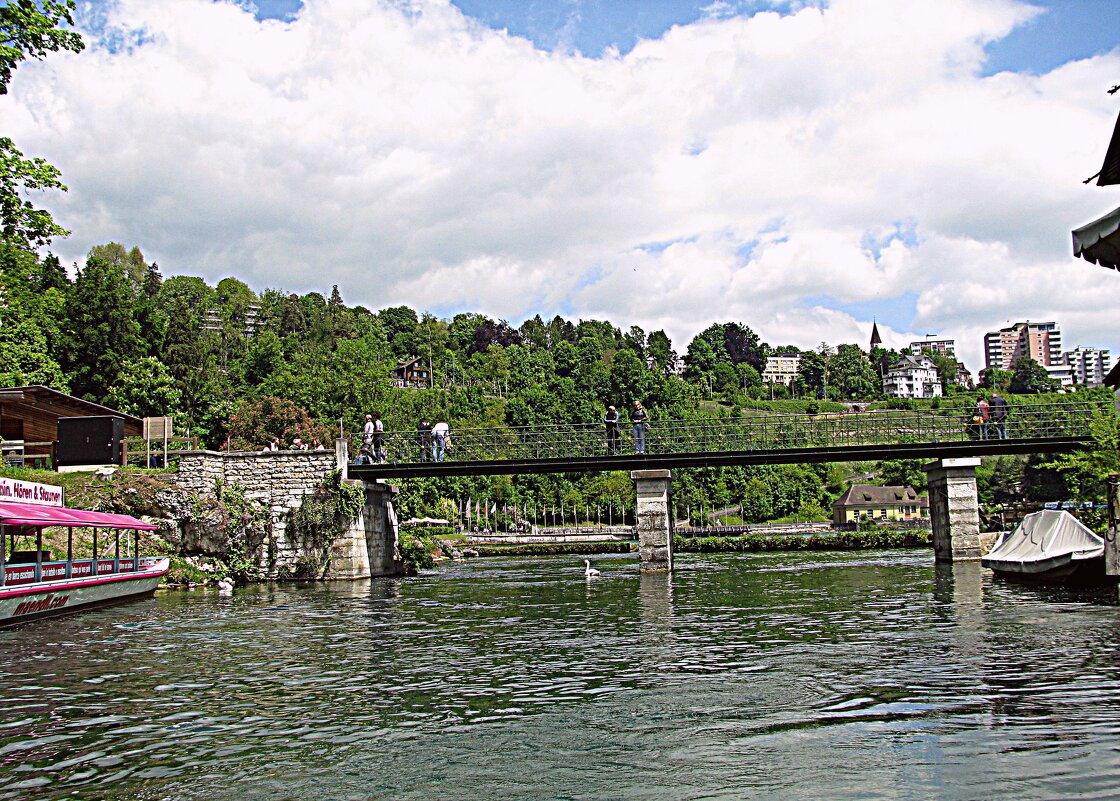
[2,551,1120,800]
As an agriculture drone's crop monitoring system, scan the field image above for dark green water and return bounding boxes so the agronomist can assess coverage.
[3,551,1120,800]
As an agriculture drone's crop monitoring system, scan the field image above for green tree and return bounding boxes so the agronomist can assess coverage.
[828,344,879,399]
[105,356,182,418]
[61,256,143,400]
[1,1,84,248]
[646,329,676,374]
[87,242,150,296]
[1009,357,1061,394]
[1046,411,1120,501]
[877,459,926,491]
[0,307,67,388]
[797,349,827,399]
[608,348,650,408]
[979,367,1013,393]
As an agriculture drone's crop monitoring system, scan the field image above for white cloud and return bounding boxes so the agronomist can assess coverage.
[7,0,1120,365]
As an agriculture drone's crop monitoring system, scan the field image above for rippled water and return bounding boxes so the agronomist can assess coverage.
[3,551,1120,800]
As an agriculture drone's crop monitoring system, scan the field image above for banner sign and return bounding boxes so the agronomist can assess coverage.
[0,477,64,507]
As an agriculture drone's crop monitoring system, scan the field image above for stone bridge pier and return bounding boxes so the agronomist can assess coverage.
[331,480,403,578]
[632,469,674,573]
[923,457,982,562]
[335,439,403,578]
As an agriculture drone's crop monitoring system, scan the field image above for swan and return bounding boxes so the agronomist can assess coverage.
[217,577,234,594]
[584,559,601,578]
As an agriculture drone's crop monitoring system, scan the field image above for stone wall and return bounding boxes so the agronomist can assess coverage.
[174,449,340,577]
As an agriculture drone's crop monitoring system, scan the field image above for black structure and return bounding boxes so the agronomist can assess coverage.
[348,400,1105,480]
[55,416,126,468]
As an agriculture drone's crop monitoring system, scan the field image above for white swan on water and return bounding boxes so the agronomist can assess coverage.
[584,559,601,578]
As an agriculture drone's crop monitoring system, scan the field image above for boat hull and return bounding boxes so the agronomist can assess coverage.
[983,554,1110,585]
[0,558,170,627]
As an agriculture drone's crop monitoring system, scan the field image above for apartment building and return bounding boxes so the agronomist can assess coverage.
[983,321,1062,371]
[908,337,956,357]
[761,353,801,387]
[1062,347,1112,388]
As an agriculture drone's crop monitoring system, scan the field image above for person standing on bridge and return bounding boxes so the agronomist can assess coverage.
[974,396,991,440]
[631,400,649,454]
[604,405,621,455]
[989,394,1010,440]
[417,417,433,462]
[432,420,450,462]
[371,412,386,462]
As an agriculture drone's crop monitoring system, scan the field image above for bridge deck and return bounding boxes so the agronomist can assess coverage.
[347,400,1106,479]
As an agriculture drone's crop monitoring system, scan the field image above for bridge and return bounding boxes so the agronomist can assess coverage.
[347,400,1104,479]
[344,399,1110,574]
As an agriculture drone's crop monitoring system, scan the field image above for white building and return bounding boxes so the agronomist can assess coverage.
[883,355,943,399]
[1061,347,1112,388]
[761,353,801,387]
[909,337,956,357]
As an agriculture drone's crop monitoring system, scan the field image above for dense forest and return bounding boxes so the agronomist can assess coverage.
[2,242,1114,526]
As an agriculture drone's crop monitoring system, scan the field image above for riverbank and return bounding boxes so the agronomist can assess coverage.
[465,529,933,558]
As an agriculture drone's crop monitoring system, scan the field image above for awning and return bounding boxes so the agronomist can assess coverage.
[1072,204,1120,270]
[0,501,159,530]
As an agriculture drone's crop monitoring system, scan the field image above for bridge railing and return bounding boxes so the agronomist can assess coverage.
[349,399,1109,466]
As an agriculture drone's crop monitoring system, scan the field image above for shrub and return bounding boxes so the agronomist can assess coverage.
[399,531,436,575]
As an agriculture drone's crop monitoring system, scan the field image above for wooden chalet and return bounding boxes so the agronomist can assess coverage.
[391,356,430,389]
[0,386,142,468]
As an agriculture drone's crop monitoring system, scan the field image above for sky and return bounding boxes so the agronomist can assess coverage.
[6,0,1120,372]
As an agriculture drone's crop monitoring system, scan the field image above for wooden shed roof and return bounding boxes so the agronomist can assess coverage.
[0,386,143,437]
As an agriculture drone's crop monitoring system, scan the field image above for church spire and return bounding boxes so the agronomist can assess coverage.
[870,321,882,349]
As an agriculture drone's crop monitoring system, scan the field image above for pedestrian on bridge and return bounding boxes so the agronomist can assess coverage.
[417,418,432,462]
[604,405,621,455]
[432,420,450,462]
[631,400,649,454]
[974,396,991,440]
[990,394,1010,440]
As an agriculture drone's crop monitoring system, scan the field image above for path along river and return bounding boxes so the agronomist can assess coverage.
[2,550,1120,800]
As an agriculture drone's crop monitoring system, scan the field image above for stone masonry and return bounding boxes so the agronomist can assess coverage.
[922,457,981,562]
[174,447,342,577]
[632,469,674,573]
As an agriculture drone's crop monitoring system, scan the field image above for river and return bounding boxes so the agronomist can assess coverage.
[2,550,1120,800]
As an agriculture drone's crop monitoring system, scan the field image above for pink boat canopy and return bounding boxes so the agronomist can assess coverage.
[0,501,159,530]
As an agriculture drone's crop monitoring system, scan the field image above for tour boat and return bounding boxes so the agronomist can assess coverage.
[1,477,168,627]
[981,509,1107,584]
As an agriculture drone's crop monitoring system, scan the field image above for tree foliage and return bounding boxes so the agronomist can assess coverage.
[0,1,83,248]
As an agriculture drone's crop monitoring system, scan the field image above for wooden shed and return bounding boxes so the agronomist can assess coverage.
[0,386,142,467]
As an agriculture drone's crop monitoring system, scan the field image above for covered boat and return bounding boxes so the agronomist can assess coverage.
[1,478,169,626]
[982,509,1106,583]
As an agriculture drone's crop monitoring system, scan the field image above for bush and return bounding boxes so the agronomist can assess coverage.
[674,529,932,553]
[474,542,635,557]
[398,531,436,575]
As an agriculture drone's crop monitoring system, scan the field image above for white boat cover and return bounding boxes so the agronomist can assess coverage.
[982,509,1104,575]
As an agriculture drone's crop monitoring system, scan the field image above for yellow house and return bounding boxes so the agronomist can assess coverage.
[832,485,928,525]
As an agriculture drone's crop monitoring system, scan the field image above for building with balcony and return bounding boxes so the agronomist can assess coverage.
[883,354,943,399]
[984,321,1062,371]
[392,356,431,389]
[761,354,801,387]
[1061,347,1112,388]
[909,337,956,357]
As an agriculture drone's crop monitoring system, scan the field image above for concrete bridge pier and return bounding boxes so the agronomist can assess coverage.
[923,457,982,562]
[632,469,674,573]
